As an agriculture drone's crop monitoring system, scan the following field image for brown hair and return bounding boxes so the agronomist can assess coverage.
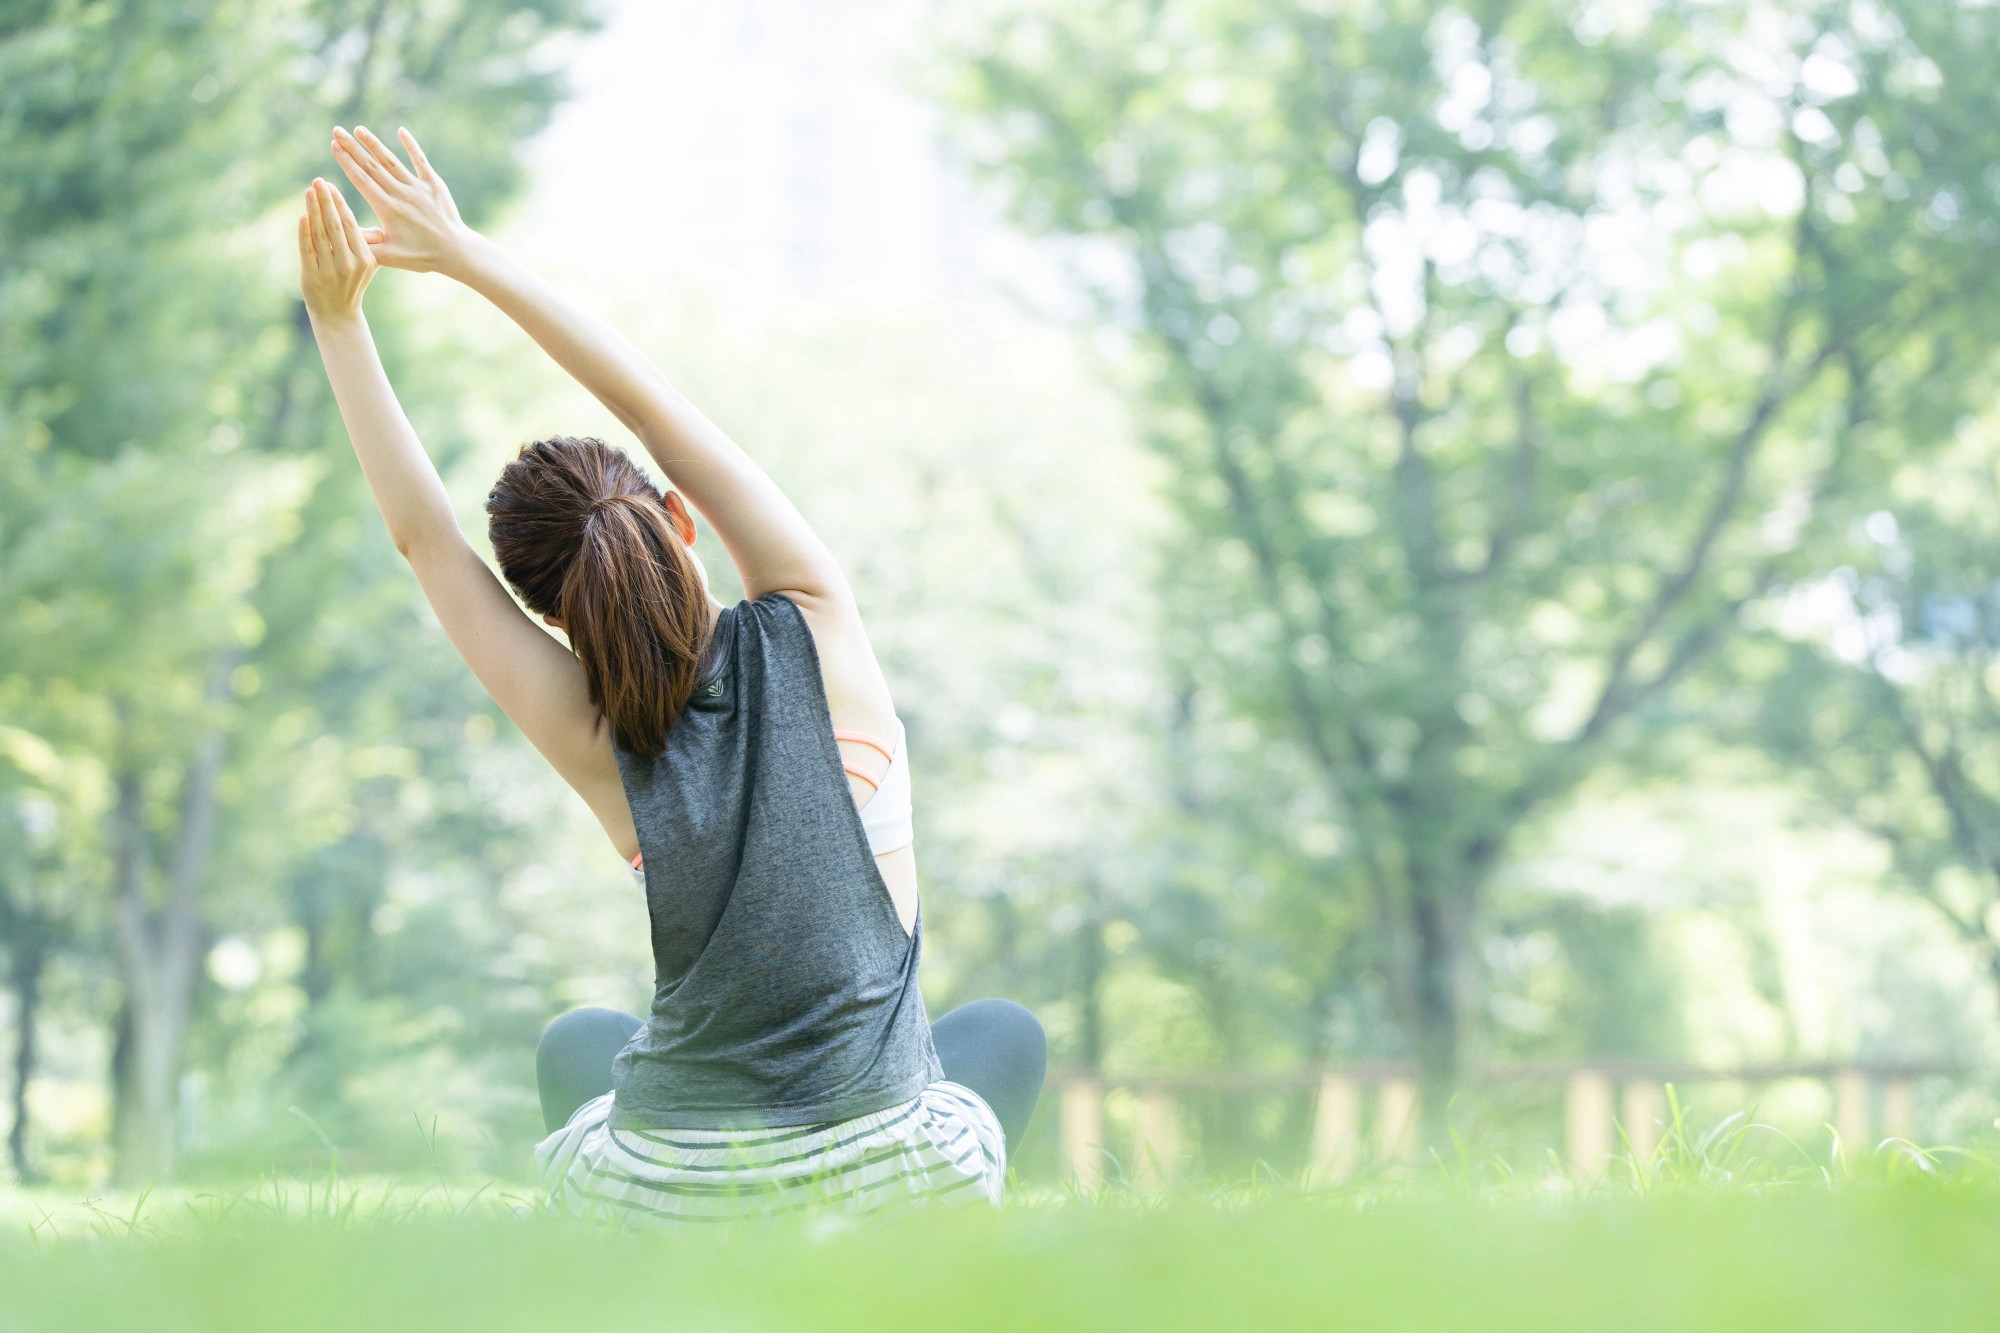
[485,436,710,758]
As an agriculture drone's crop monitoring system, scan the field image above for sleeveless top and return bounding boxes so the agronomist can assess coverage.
[608,593,943,1129]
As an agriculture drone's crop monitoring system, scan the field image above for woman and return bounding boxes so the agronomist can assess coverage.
[299,126,1046,1224]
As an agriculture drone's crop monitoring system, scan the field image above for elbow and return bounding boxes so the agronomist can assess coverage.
[606,401,646,435]
[391,526,435,562]
[394,523,472,567]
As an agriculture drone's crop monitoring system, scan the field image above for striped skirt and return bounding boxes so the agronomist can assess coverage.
[533,1080,1007,1226]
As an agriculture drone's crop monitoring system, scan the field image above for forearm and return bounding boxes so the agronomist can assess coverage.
[308,312,458,557]
[446,232,688,441]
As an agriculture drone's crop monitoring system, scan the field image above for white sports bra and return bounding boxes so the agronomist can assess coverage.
[629,719,913,880]
[834,719,914,857]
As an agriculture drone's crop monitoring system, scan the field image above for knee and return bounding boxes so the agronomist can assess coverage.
[937,997,1047,1065]
[537,1006,641,1068]
[985,998,1047,1061]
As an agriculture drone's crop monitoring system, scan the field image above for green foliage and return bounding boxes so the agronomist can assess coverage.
[1755,411,2000,1008]
[1485,897,1682,1060]
[946,0,2000,1119]
[0,0,596,1183]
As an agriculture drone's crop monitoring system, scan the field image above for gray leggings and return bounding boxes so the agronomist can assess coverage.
[536,997,1048,1158]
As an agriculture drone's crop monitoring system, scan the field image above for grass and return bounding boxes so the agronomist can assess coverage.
[4,1182,2000,1331]
[3,1108,1997,1333]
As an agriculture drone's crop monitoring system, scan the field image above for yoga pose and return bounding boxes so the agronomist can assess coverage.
[299,127,1046,1224]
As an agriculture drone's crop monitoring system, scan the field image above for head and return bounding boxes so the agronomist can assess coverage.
[485,436,710,758]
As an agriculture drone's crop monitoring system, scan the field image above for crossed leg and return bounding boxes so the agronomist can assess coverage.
[535,999,1048,1159]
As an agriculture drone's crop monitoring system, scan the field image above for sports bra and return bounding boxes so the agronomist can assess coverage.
[629,719,913,879]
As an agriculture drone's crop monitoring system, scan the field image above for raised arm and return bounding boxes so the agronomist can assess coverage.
[297,178,634,856]
[329,126,848,617]
[298,180,453,561]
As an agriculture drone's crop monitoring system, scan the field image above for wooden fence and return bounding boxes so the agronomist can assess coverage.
[1050,1060,1961,1188]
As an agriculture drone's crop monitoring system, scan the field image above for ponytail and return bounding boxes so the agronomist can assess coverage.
[485,437,710,758]
[561,494,709,755]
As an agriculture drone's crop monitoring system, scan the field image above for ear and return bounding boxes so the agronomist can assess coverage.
[661,489,698,547]
[542,613,565,630]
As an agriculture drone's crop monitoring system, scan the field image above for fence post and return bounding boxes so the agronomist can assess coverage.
[1566,1070,1613,1178]
[1060,1077,1105,1192]
[1309,1074,1360,1184]
[1133,1089,1181,1194]
[1833,1068,1870,1159]
[1376,1078,1419,1163]
[1882,1079,1915,1144]
[1620,1082,1663,1166]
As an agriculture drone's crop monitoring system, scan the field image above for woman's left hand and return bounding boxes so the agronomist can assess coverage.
[298,177,378,326]
[332,125,472,276]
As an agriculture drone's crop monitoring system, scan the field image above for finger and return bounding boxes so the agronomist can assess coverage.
[332,126,404,197]
[297,212,313,270]
[331,134,397,214]
[361,226,386,245]
[329,183,370,260]
[398,127,438,183]
[306,186,330,267]
[354,125,417,185]
[310,180,346,268]
[318,181,351,267]
[310,182,334,266]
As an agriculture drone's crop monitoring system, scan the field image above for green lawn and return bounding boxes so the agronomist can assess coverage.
[2,1175,1997,1331]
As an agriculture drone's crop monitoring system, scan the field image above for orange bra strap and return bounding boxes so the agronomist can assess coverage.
[630,852,644,870]
[832,729,895,762]
[844,764,881,792]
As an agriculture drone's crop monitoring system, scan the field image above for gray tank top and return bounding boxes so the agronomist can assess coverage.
[608,593,942,1129]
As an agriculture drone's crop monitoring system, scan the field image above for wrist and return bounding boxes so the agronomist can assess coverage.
[306,303,368,336]
[440,227,502,284]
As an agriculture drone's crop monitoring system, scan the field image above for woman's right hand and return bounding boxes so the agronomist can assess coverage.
[330,125,472,276]
[298,177,378,326]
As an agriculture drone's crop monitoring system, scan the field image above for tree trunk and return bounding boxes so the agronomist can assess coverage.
[110,769,178,1184]
[1409,891,1468,1149]
[7,932,45,1185]
[109,998,132,1171]
[110,658,232,1185]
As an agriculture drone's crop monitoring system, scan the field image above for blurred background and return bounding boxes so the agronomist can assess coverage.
[8,0,2000,1190]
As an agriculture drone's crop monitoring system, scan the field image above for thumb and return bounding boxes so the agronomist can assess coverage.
[361,227,387,244]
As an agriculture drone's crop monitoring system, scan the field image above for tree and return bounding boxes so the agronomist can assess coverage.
[2,0,295,1183]
[0,0,593,1182]
[0,725,92,1185]
[950,0,2000,1134]
[1758,424,2000,1009]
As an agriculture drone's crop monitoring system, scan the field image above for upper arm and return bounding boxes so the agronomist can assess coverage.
[620,392,898,734]
[625,382,850,610]
[402,533,630,839]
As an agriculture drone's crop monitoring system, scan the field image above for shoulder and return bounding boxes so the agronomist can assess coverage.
[725,593,823,677]
[742,591,813,639]
[747,590,803,617]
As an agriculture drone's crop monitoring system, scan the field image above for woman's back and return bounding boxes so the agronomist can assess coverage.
[612,594,940,1128]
